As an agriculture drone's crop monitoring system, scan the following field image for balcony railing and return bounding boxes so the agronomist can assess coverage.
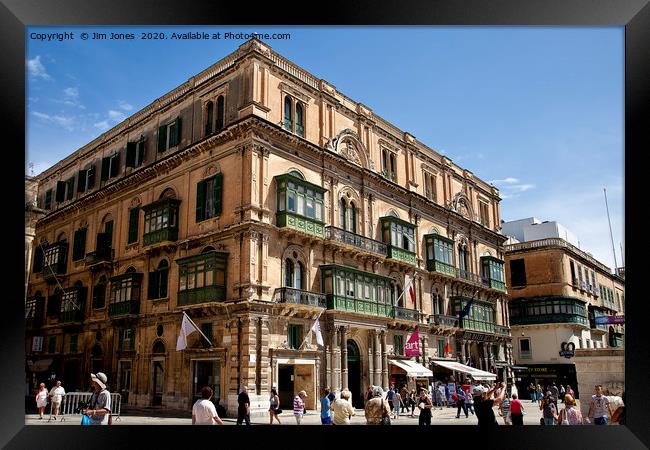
[326,295,391,318]
[85,248,113,266]
[391,306,420,322]
[276,211,325,238]
[427,260,455,277]
[324,226,387,256]
[387,246,417,265]
[178,286,227,306]
[456,269,483,286]
[58,309,84,324]
[108,301,140,317]
[143,227,179,247]
[429,314,459,328]
[495,325,511,336]
[273,287,326,308]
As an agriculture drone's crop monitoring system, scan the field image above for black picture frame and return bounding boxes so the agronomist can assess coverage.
[2,1,647,448]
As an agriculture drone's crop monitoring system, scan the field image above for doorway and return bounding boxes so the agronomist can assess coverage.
[347,340,363,408]
[152,360,164,406]
[118,360,132,404]
[192,360,221,408]
[278,365,294,409]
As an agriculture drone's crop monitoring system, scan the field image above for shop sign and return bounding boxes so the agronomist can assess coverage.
[462,331,497,342]
[558,342,575,359]
[594,315,625,325]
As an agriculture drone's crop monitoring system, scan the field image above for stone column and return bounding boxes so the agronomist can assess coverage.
[341,326,349,390]
[326,344,332,390]
[482,342,489,372]
[381,330,389,390]
[373,330,381,386]
[460,340,466,362]
[367,333,374,388]
[331,326,340,390]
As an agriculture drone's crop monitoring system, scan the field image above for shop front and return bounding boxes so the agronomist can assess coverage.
[513,364,579,400]
[389,359,433,393]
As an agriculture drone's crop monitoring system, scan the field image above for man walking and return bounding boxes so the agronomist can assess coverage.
[82,373,111,425]
[588,385,613,425]
[293,390,308,424]
[236,385,251,425]
[49,380,65,419]
[321,388,332,425]
[549,381,559,408]
[192,386,224,425]
[386,385,395,414]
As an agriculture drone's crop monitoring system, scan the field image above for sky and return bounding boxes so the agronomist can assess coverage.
[26,26,624,271]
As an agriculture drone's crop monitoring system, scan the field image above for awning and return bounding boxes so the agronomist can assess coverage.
[27,358,53,373]
[431,360,496,380]
[389,359,433,377]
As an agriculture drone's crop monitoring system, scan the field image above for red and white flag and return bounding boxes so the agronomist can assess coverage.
[405,326,421,356]
[408,284,416,306]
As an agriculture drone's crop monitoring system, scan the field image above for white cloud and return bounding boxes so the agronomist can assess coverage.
[60,87,85,109]
[27,56,51,80]
[108,110,126,122]
[94,120,110,131]
[63,87,78,98]
[118,101,133,111]
[490,177,519,185]
[31,111,75,131]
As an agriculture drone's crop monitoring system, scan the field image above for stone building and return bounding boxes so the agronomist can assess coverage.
[25,38,511,415]
[503,219,625,399]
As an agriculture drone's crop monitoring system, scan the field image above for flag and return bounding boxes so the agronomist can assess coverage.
[459,297,475,319]
[176,312,201,351]
[311,318,324,346]
[405,326,420,356]
[409,285,416,306]
[465,357,471,367]
[444,340,451,357]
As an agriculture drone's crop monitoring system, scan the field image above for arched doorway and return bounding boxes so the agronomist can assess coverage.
[347,340,363,408]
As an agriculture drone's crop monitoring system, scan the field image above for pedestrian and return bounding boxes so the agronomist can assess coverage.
[465,387,475,415]
[528,383,536,402]
[437,383,446,410]
[417,388,433,426]
[320,388,332,425]
[536,384,543,403]
[331,388,356,425]
[269,387,282,425]
[82,372,112,425]
[236,386,250,425]
[400,385,409,414]
[409,389,417,417]
[473,381,506,426]
[49,380,66,419]
[393,388,401,419]
[549,381,559,408]
[386,385,395,413]
[559,384,566,403]
[540,392,558,425]
[611,391,626,426]
[498,391,511,425]
[510,393,525,425]
[192,386,224,425]
[35,383,48,419]
[557,394,583,425]
[364,386,390,425]
[455,384,468,418]
[565,385,575,399]
[588,384,613,425]
[293,390,308,424]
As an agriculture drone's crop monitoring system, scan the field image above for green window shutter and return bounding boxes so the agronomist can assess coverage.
[73,228,87,261]
[45,189,53,209]
[104,220,114,248]
[87,165,96,189]
[148,271,159,299]
[216,96,224,131]
[33,246,44,272]
[214,173,223,216]
[101,157,111,181]
[55,181,66,202]
[157,125,167,152]
[172,117,182,147]
[77,170,87,192]
[66,177,75,200]
[127,208,139,244]
[110,153,120,178]
[195,179,205,222]
[125,142,136,168]
[137,139,146,165]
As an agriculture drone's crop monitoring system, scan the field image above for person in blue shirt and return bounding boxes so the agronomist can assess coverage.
[321,388,332,424]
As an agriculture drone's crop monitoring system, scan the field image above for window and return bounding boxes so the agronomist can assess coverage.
[148,260,169,300]
[394,335,404,356]
[77,164,96,193]
[481,256,505,285]
[275,174,325,222]
[126,138,146,169]
[510,259,527,287]
[101,152,121,181]
[44,188,53,210]
[284,259,304,289]
[177,251,228,305]
[205,101,213,135]
[519,338,531,359]
[380,217,415,252]
[95,220,114,254]
[55,180,66,203]
[92,275,107,309]
[48,336,57,354]
[570,260,576,284]
[423,172,437,202]
[143,198,180,246]
[158,117,182,152]
[283,95,306,136]
[200,323,213,348]
[60,286,85,313]
[32,245,43,273]
[478,201,490,227]
[458,244,469,272]
[288,324,302,350]
[69,334,78,353]
[127,207,140,244]
[196,173,223,222]
[339,198,357,233]
[43,241,69,276]
[216,95,225,131]
[72,228,87,261]
[284,96,292,131]
[295,103,304,137]
[119,328,135,351]
[437,339,445,358]
[65,176,75,201]
[110,272,142,304]
[381,148,397,181]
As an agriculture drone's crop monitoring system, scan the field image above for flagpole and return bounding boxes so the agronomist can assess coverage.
[298,309,324,350]
[394,271,417,306]
[182,311,213,346]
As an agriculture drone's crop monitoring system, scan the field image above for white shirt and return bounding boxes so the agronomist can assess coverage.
[193,399,218,425]
[50,386,65,403]
[331,398,355,425]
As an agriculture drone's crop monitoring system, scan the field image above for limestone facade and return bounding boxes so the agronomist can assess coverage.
[25,38,510,415]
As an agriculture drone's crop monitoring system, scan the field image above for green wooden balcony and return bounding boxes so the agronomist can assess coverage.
[58,309,84,324]
[510,313,587,327]
[427,259,455,277]
[143,227,178,247]
[326,294,390,318]
[276,211,325,238]
[386,245,417,265]
[178,286,227,306]
[108,301,140,317]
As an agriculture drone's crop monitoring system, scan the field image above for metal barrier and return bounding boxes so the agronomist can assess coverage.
[54,392,121,423]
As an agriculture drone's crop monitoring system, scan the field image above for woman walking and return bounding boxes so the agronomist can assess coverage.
[409,389,417,417]
[417,388,434,426]
[393,389,401,419]
[540,392,558,425]
[35,383,48,419]
[557,394,584,425]
[510,393,525,425]
[364,386,390,425]
[331,389,356,425]
[269,387,282,424]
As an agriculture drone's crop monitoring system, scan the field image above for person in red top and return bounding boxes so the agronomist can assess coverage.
[510,393,525,425]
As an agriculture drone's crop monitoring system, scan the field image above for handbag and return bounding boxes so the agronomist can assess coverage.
[275,408,283,415]
[81,414,92,426]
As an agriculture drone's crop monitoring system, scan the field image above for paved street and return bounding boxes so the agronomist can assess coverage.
[25,399,550,425]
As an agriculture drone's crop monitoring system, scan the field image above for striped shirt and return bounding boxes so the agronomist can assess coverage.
[293,395,305,416]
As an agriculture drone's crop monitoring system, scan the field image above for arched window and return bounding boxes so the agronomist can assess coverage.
[216,95,225,131]
[295,103,304,137]
[340,198,347,230]
[285,259,294,288]
[348,201,357,234]
[391,282,403,307]
[289,170,304,180]
[295,261,304,290]
[284,97,293,131]
[458,243,469,273]
[205,101,213,135]
[152,340,166,354]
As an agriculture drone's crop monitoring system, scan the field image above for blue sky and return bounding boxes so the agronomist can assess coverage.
[26,26,624,271]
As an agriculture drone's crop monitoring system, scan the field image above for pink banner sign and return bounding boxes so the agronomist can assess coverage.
[405,327,421,356]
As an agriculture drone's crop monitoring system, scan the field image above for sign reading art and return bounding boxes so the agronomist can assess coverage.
[405,327,421,356]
